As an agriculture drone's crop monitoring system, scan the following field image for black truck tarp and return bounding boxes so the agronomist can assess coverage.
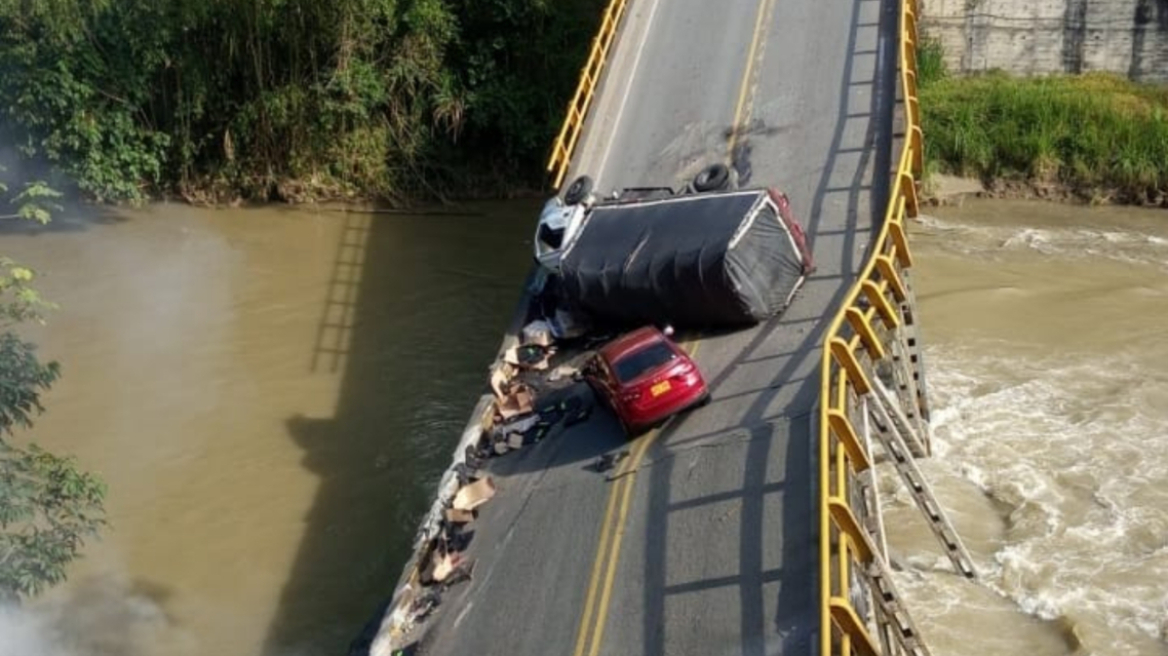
[559,189,812,328]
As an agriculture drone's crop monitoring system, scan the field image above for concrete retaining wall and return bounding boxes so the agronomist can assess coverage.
[922,0,1168,82]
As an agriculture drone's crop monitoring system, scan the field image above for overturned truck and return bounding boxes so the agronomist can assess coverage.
[558,187,815,328]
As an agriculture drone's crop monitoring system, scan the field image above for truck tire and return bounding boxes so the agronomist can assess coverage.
[564,175,594,205]
[692,163,732,192]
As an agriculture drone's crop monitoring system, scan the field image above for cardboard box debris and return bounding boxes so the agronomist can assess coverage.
[548,364,580,382]
[444,508,475,524]
[495,383,534,420]
[429,550,465,582]
[452,477,496,511]
[489,362,517,399]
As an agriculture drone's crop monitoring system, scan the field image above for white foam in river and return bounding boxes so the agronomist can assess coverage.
[888,204,1168,656]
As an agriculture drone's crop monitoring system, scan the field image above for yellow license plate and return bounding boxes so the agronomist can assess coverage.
[650,380,672,397]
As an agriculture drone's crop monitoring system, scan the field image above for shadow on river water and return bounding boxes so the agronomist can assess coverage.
[262,203,535,656]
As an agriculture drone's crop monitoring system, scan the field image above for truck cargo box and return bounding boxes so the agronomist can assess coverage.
[559,188,812,328]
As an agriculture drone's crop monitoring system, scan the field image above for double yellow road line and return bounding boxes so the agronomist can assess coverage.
[571,420,660,656]
[728,0,779,159]
[572,0,775,652]
[570,342,699,656]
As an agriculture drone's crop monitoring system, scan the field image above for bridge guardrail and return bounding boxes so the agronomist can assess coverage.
[817,0,924,653]
[546,0,630,190]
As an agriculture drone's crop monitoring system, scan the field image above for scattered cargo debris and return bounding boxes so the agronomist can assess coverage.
[592,450,630,473]
[548,363,579,382]
[504,343,553,370]
[424,549,466,584]
[521,319,555,346]
[379,186,810,651]
[443,508,475,524]
[452,477,496,512]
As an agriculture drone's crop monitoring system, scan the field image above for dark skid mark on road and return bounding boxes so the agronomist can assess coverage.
[728,118,793,187]
[734,141,756,188]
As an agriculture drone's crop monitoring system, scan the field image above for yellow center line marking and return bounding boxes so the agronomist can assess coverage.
[572,5,762,653]
[587,448,641,656]
[571,472,623,656]
[571,340,701,656]
[728,0,777,159]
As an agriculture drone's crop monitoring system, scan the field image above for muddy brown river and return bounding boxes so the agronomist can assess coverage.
[0,202,534,656]
[0,198,1165,656]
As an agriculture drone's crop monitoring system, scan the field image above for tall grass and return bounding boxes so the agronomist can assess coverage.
[917,37,947,88]
[919,70,1168,203]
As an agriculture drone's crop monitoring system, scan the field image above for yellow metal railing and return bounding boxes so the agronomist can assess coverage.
[817,0,923,653]
[546,0,630,190]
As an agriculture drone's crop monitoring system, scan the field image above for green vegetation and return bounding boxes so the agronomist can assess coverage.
[0,0,604,204]
[918,41,1168,204]
[0,257,107,603]
[1,164,105,605]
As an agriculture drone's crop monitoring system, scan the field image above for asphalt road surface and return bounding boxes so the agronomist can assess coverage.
[416,0,899,653]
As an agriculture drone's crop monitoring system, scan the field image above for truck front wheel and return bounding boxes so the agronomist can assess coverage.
[564,175,594,205]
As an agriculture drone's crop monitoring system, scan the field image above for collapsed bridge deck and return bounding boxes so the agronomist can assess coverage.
[364,0,919,653]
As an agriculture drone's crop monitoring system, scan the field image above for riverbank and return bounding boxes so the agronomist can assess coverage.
[922,173,1104,207]
[918,47,1168,207]
[0,0,606,208]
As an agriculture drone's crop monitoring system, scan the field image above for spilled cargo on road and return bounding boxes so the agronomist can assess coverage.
[353,175,817,656]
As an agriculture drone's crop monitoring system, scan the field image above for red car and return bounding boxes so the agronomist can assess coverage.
[584,326,710,437]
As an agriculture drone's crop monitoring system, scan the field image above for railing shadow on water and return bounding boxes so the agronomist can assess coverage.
[262,204,535,656]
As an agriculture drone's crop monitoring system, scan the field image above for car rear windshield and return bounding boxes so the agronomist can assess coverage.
[613,342,677,383]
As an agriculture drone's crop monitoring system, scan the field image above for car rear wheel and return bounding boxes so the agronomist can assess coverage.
[564,175,594,205]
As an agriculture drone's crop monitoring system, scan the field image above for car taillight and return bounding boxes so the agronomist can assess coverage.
[670,360,696,380]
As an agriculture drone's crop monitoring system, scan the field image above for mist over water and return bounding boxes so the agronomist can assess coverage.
[0,574,194,656]
[892,200,1168,656]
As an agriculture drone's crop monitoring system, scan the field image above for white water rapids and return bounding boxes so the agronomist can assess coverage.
[890,199,1168,656]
